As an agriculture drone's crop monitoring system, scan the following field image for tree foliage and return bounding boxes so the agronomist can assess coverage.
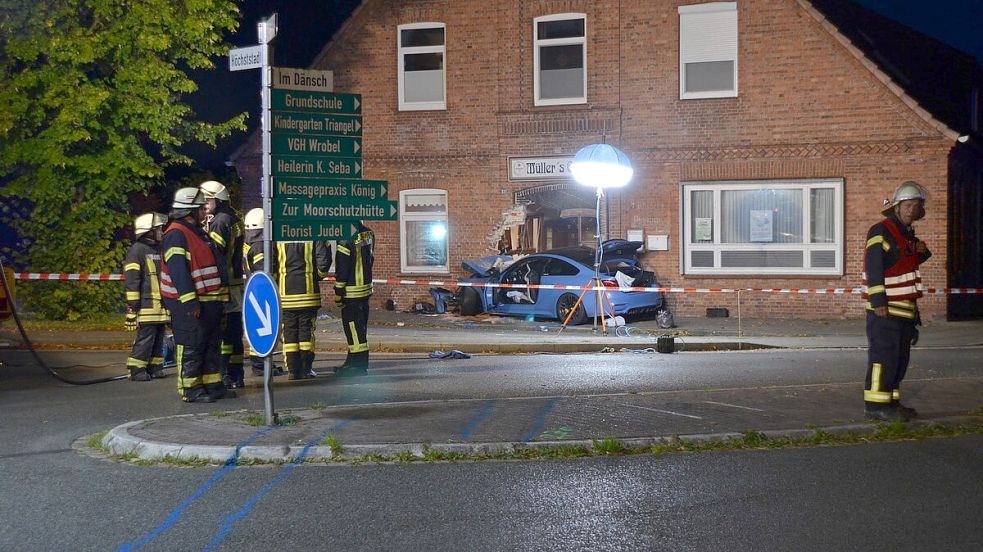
[0,0,246,318]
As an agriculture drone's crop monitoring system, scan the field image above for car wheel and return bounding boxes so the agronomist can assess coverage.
[556,293,586,325]
[458,287,483,315]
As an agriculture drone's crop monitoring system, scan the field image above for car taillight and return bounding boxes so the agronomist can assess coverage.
[601,280,619,289]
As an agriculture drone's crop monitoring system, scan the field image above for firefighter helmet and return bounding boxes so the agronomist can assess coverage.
[244,208,265,230]
[199,180,230,201]
[881,180,928,218]
[172,187,206,210]
[134,212,167,238]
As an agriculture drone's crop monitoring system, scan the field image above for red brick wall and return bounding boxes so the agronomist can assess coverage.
[235,0,954,319]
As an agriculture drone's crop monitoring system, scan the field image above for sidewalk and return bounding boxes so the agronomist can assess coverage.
[7,308,983,352]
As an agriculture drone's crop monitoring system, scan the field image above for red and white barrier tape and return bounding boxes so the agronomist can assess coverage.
[11,272,982,295]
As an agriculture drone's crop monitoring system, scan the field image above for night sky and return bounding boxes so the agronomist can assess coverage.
[186,0,983,173]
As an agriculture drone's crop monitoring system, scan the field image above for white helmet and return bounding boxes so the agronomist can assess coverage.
[881,180,928,217]
[172,187,206,210]
[199,180,230,201]
[244,207,265,230]
[134,212,167,238]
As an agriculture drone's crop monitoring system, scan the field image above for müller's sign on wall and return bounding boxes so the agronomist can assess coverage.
[508,156,573,181]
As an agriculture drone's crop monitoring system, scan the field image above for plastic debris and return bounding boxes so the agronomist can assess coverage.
[428,349,471,359]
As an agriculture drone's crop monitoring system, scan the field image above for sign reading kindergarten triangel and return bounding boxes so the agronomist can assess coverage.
[270,69,396,240]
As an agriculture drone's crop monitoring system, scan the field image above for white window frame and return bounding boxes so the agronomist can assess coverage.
[679,2,738,100]
[397,22,446,111]
[534,13,587,106]
[680,179,844,276]
[400,188,449,273]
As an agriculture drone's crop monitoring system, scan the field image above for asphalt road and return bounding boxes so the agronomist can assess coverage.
[1,348,982,550]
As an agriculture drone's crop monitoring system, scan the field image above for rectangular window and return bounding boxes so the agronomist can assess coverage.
[681,179,844,275]
[534,13,586,106]
[398,23,445,111]
[400,189,449,273]
[679,2,738,99]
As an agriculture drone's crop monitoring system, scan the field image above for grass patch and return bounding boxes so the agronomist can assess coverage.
[320,433,343,457]
[243,411,266,427]
[310,402,327,411]
[86,430,110,451]
[278,415,302,426]
[210,411,230,418]
[592,437,627,456]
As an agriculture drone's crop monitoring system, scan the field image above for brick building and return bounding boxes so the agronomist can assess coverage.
[231,0,979,320]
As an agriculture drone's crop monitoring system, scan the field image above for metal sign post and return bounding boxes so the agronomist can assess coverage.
[230,13,278,426]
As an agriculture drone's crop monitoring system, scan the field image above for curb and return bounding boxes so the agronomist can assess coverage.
[99,413,982,465]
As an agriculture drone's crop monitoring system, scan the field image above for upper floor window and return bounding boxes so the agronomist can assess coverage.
[398,23,446,111]
[400,188,449,273]
[679,2,738,99]
[534,13,586,106]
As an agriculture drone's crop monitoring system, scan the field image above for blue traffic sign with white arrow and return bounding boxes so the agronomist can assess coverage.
[243,271,281,357]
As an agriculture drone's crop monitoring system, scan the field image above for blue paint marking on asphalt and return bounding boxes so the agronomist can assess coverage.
[202,418,355,552]
[116,425,279,552]
[458,400,497,441]
[521,397,560,443]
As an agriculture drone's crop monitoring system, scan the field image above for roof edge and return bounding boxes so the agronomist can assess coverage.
[798,0,960,142]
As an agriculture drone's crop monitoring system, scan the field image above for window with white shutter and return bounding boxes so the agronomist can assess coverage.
[534,13,587,106]
[679,2,738,99]
[400,189,449,273]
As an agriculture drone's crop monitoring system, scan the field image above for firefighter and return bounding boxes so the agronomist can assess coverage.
[334,221,374,377]
[199,180,246,389]
[274,236,332,380]
[242,207,283,377]
[160,187,233,403]
[123,212,170,381]
[861,180,932,422]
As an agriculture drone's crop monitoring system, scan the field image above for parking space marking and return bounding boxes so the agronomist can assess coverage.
[521,398,560,443]
[618,403,703,419]
[702,401,765,412]
[459,400,497,440]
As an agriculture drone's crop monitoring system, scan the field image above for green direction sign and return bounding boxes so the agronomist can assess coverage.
[275,197,398,220]
[272,134,361,157]
[276,195,396,213]
[273,155,361,178]
[273,219,363,241]
[274,178,387,201]
[271,89,361,114]
[272,111,362,136]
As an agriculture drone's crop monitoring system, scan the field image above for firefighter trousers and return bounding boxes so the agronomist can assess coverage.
[341,298,369,368]
[865,310,918,406]
[221,285,244,382]
[282,307,317,378]
[165,300,226,401]
[126,322,167,376]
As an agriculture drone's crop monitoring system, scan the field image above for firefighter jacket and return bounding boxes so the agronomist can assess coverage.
[862,214,931,320]
[206,205,244,286]
[274,241,332,310]
[334,225,374,300]
[160,219,229,306]
[123,238,169,324]
[243,229,264,275]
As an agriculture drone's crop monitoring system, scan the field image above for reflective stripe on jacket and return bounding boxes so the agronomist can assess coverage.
[335,227,374,300]
[275,241,332,310]
[123,239,169,323]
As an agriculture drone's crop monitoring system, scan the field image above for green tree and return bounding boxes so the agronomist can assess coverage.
[0,0,247,319]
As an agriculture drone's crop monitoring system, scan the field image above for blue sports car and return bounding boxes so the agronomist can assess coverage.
[457,240,664,325]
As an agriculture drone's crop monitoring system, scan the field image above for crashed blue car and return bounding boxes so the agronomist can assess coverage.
[457,240,664,325]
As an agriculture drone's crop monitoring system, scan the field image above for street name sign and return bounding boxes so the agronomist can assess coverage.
[243,271,280,357]
[272,67,333,91]
[229,45,265,71]
[271,89,361,114]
